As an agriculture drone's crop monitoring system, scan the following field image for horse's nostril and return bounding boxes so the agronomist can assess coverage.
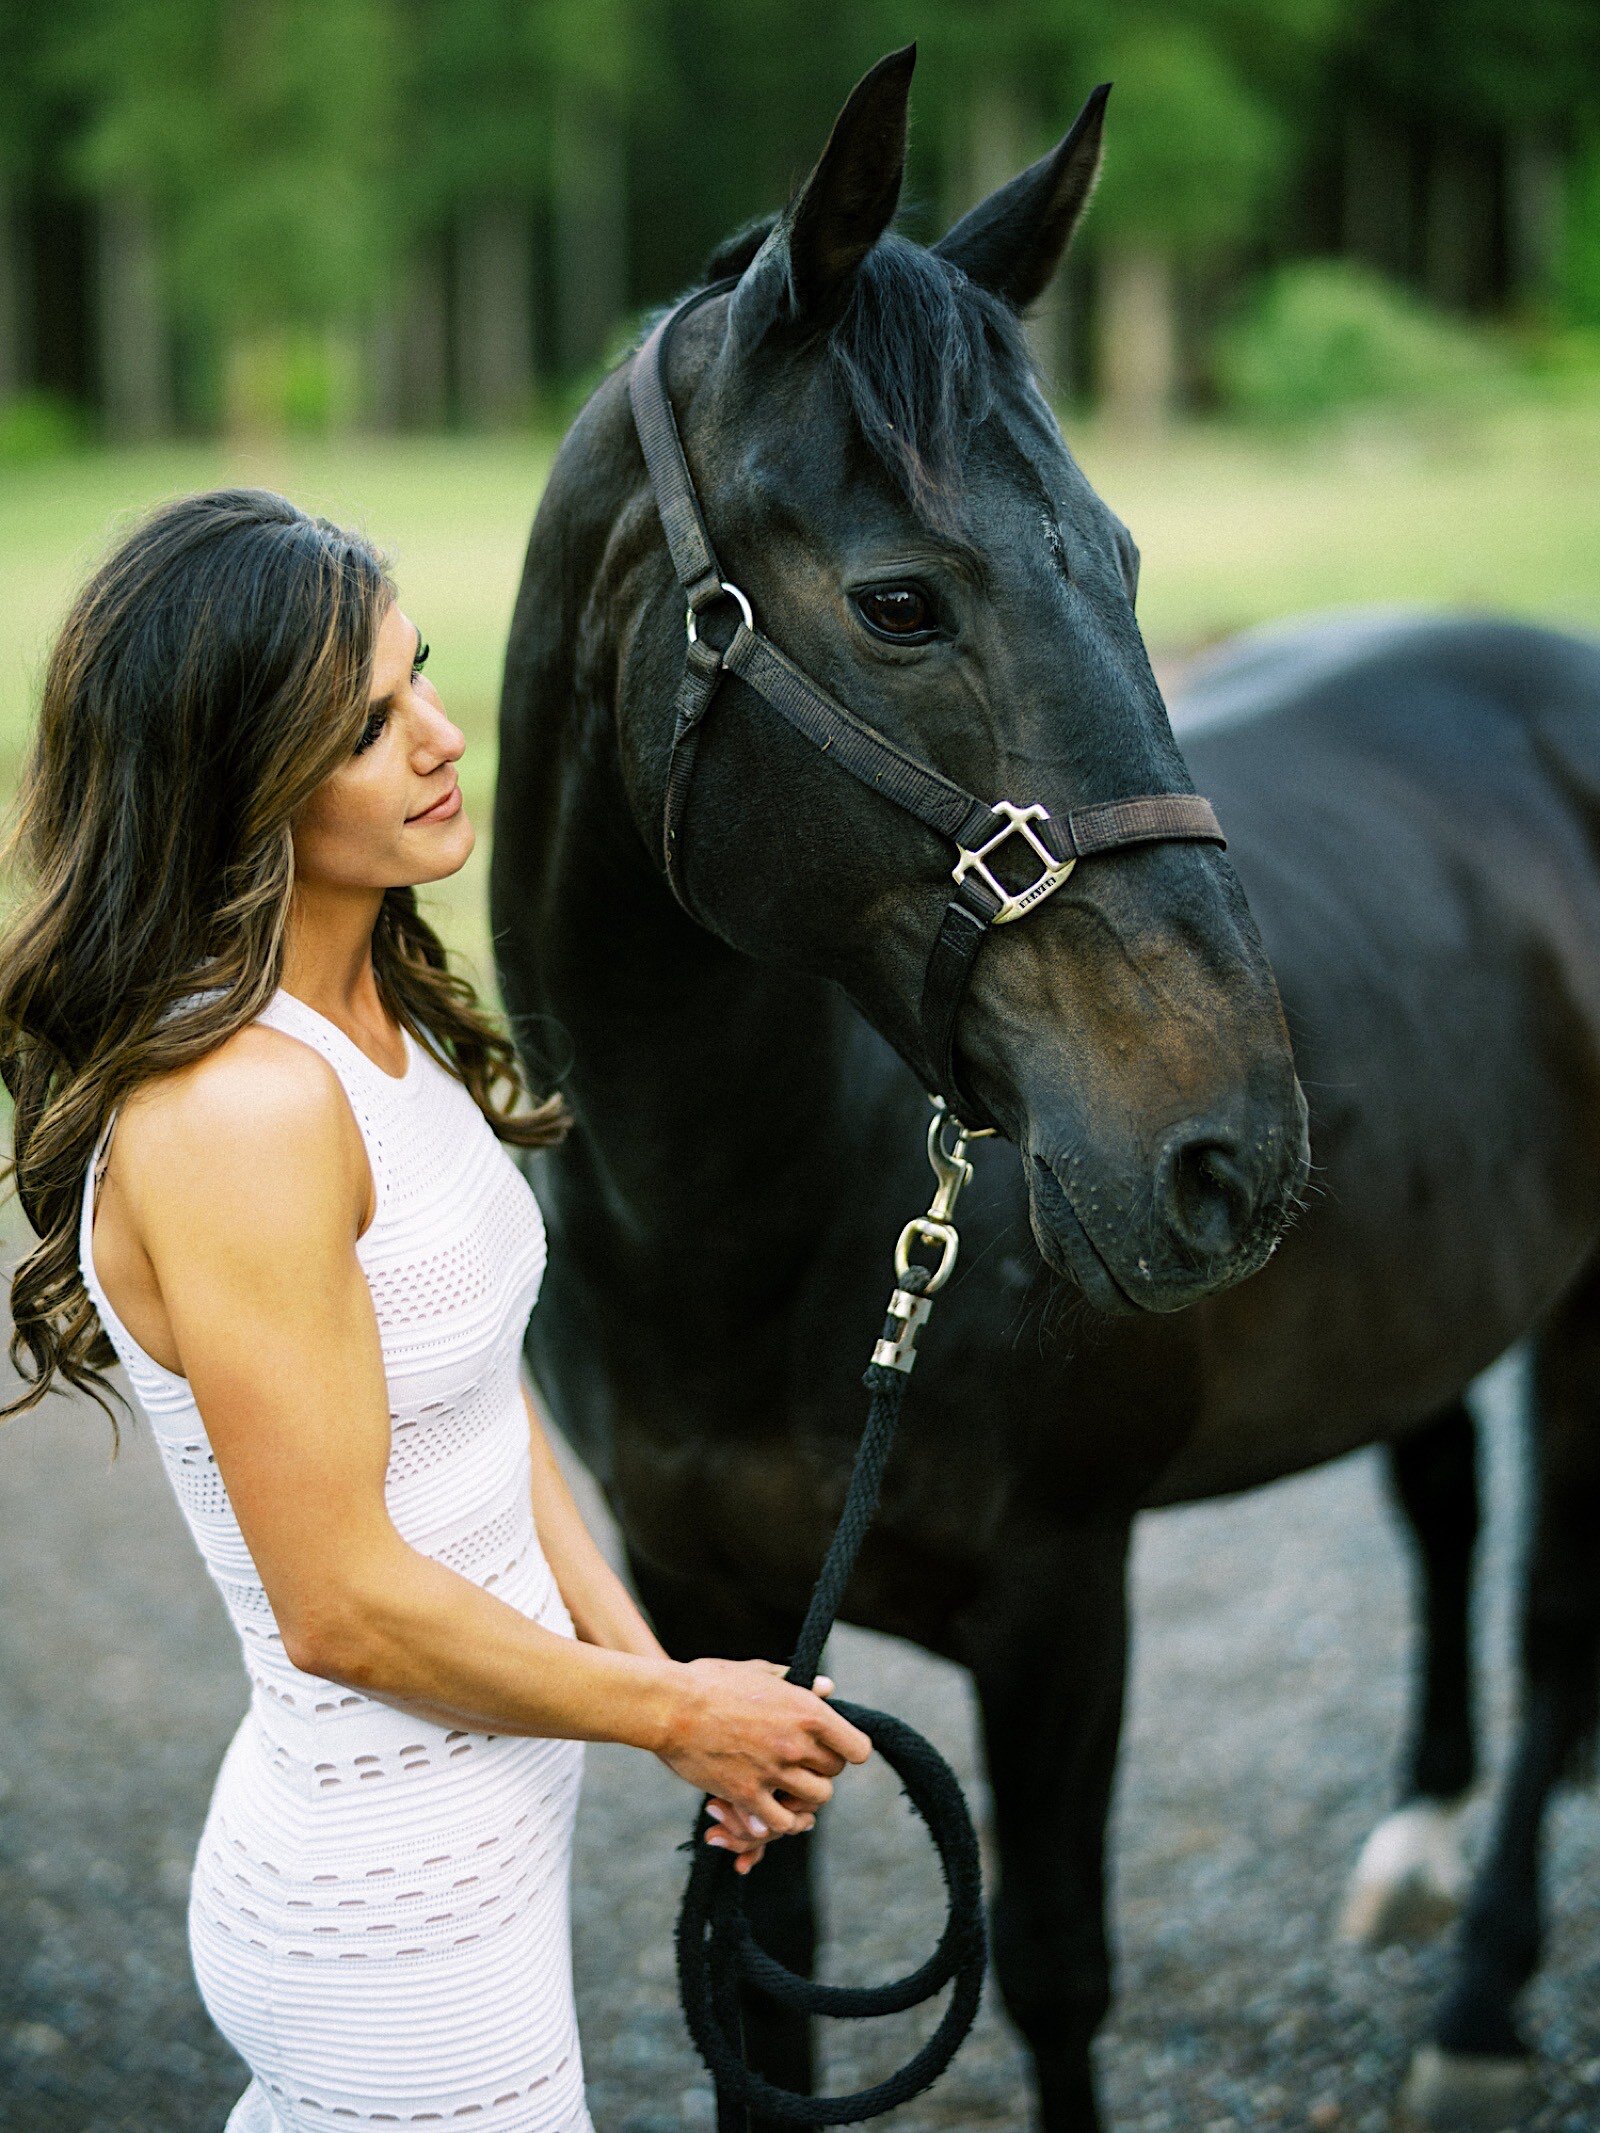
[1160,1136,1256,1262]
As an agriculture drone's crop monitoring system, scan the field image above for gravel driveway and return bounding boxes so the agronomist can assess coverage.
[3,1339,1597,2133]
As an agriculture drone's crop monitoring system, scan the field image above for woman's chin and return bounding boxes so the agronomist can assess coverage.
[400,816,475,883]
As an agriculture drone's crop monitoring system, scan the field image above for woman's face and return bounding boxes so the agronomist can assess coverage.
[291,599,472,891]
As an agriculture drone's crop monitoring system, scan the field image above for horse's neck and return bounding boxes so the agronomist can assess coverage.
[545,740,850,1253]
[517,385,865,1256]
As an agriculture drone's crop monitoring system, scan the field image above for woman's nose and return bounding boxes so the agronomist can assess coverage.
[418,706,465,764]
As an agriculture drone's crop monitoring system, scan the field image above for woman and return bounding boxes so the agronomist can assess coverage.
[0,488,871,2130]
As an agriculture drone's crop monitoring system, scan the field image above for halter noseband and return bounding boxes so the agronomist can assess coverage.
[627,277,1226,1135]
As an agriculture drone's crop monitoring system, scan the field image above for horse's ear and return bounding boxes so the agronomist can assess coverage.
[703,215,780,285]
[728,44,916,351]
[933,83,1110,311]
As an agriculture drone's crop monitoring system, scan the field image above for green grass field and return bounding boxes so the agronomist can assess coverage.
[3,395,1600,998]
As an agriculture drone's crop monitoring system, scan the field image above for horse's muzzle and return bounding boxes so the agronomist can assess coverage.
[1026,1097,1309,1313]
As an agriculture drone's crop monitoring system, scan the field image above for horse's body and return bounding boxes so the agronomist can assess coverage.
[1157,610,1600,1493]
[491,50,1600,2130]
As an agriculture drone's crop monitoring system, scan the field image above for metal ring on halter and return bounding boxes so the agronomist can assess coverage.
[685,579,754,645]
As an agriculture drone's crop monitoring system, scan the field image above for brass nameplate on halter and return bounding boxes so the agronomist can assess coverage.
[952,800,1076,925]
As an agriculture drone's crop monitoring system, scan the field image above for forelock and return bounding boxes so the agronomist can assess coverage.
[823,234,1036,535]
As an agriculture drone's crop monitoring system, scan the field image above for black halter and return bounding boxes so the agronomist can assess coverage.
[628,278,1226,1134]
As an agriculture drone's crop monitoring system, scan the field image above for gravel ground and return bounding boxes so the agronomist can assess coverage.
[3,1343,1598,2133]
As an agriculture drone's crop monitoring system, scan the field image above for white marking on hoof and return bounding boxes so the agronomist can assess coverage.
[1338,1796,1472,1948]
[1399,2044,1539,2131]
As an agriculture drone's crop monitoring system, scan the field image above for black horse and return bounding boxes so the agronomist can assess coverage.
[490,48,1600,2132]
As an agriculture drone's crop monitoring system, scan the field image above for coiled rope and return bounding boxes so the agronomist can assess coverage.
[674,1108,990,2125]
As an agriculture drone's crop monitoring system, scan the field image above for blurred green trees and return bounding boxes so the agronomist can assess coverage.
[61,0,398,435]
[0,0,1597,440]
[1215,258,1509,420]
[1078,6,1323,427]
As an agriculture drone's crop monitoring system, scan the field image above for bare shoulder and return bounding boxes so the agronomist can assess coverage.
[113,1021,370,1252]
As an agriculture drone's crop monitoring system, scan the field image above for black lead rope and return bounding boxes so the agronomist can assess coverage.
[675,1107,990,2126]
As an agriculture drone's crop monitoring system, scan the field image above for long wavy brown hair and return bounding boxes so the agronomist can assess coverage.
[0,486,570,1450]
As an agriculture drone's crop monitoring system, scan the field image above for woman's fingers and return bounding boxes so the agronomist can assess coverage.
[706,1789,818,1866]
[811,1703,873,1765]
[707,1799,763,1844]
[705,1827,762,1854]
[774,1767,833,1811]
[748,1791,817,1837]
[706,1807,798,1870]
[707,1818,810,1859]
[754,1661,838,1699]
[787,1741,849,1779]
[706,1796,816,1845]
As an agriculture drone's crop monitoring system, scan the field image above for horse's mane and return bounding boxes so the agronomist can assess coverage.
[696,217,1036,535]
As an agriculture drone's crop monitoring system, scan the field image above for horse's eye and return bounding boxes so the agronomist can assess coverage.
[856,585,936,641]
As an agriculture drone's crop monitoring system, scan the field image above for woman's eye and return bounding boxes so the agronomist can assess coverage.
[353,708,388,756]
[354,637,430,754]
[855,586,937,641]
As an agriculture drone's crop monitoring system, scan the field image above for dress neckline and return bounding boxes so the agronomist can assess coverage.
[273,986,419,1087]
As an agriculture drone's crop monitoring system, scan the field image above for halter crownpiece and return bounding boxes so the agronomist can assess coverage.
[628,278,1226,1135]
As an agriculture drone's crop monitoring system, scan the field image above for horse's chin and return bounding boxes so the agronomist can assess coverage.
[1025,1163,1147,1317]
[1028,1155,1285,1316]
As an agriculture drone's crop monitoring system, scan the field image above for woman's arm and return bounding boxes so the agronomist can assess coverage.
[518,1376,835,1867]
[121,1031,870,1844]
[518,1375,667,1660]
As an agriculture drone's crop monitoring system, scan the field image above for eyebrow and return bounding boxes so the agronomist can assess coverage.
[368,623,423,714]
[881,533,992,596]
[924,532,991,591]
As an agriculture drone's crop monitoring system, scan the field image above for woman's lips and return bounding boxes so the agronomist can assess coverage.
[407,784,462,824]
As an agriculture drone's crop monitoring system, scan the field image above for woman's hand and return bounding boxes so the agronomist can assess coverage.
[701,1676,840,1874]
[658,1662,871,1873]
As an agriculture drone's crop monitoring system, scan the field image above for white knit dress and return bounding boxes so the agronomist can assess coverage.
[76,986,594,2132]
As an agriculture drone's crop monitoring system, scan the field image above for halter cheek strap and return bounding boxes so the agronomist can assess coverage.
[627,279,1226,1134]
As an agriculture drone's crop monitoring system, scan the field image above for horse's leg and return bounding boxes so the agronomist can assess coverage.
[624,1547,816,2133]
[968,1517,1131,2133]
[1402,1278,1600,2131]
[1340,1401,1480,1948]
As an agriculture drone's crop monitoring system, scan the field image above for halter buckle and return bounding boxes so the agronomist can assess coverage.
[952,800,1076,924]
[686,579,753,646]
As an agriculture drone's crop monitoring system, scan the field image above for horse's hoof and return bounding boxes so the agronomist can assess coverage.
[1338,1797,1471,1948]
[1397,2045,1539,2131]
